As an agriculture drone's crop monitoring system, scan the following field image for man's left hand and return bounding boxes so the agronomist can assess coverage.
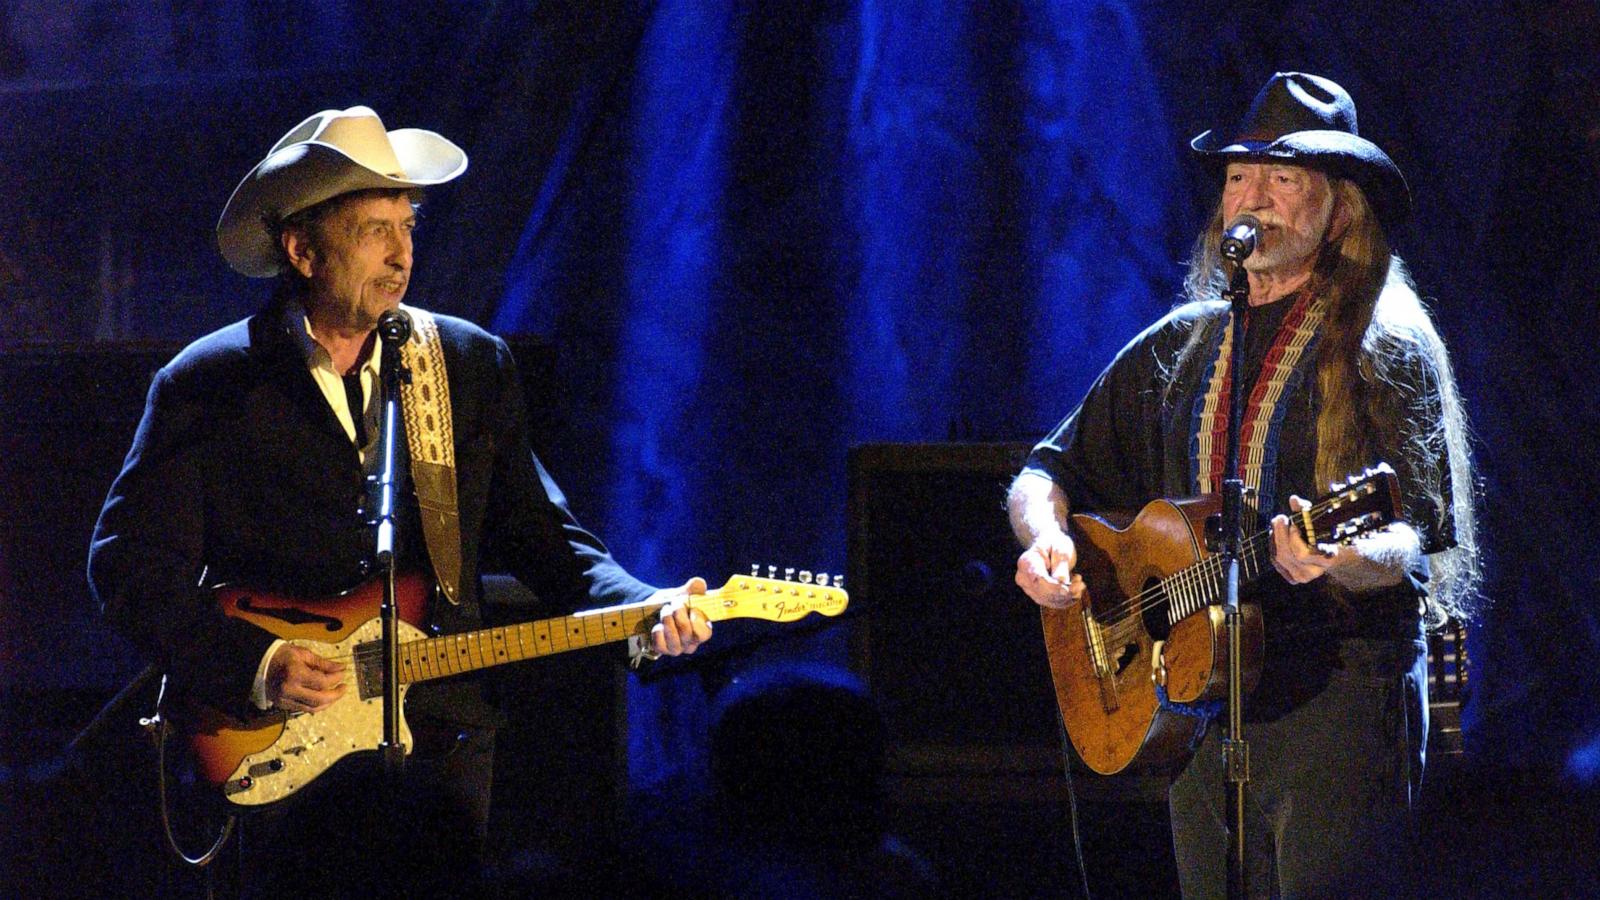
[649,577,713,656]
[1270,495,1344,584]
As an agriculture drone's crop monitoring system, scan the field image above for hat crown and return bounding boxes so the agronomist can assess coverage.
[1235,72,1358,142]
[268,106,408,179]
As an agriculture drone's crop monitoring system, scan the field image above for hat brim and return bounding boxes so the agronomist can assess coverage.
[1190,128,1411,229]
[217,128,467,278]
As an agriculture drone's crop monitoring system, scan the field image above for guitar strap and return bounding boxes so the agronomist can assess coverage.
[1189,292,1327,514]
[396,305,463,606]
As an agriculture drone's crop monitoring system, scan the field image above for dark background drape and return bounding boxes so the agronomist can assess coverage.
[3,0,1598,881]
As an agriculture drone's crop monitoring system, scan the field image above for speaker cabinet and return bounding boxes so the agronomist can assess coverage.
[0,344,180,691]
[847,441,1060,778]
[847,442,1179,898]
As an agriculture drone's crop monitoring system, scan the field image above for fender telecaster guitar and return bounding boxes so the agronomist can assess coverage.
[1042,465,1401,775]
[181,570,848,806]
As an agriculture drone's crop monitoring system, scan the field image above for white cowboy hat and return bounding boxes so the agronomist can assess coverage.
[216,105,468,277]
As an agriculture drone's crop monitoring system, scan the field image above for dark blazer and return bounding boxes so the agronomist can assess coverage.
[88,301,655,712]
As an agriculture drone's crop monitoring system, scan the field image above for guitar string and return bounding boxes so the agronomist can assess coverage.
[270,583,836,669]
[293,622,628,672]
[1097,535,1271,647]
[1092,488,1381,644]
[281,620,653,697]
[1087,509,1282,626]
[300,602,684,670]
[272,582,838,666]
[1092,529,1272,647]
[339,619,645,662]
[1079,494,1345,644]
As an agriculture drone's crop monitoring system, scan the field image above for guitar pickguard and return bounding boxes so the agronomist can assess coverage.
[218,617,423,806]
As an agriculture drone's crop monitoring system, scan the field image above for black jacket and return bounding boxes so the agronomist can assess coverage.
[88,301,654,712]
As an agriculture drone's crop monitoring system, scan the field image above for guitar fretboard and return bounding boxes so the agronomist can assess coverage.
[397,602,662,684]
[1161,531,1274,625]
[343,574,846,694]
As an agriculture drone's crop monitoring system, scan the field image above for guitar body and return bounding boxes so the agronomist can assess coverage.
[173,569,851,807]
[1042,496,1263,775]
[179,574,432,807]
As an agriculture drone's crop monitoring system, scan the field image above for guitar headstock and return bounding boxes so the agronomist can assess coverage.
[694,566,850,623]
[1304,463,1404,545]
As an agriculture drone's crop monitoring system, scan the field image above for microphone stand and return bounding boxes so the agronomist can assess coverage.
[1219,252,1251,899]
[374,311,413,778]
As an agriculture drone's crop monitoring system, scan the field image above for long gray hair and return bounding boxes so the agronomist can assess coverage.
[1177,179,1482,624]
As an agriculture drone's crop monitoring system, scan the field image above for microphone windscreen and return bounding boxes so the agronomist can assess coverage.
[377,309,413,343]
[1220,215,1261,261]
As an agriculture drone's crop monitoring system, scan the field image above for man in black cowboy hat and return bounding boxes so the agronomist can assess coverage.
[1009,73,1480,896]
[89,106,712,894]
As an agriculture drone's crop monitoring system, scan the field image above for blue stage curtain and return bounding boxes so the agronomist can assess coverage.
[11,0,1588,803]
[485,0,1195,783]
[475,1,1600,788]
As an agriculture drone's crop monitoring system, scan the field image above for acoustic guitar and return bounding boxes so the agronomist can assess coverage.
[1041,465,1401,775]
[179,570,848,806]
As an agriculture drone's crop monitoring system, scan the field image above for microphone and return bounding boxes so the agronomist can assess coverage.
[1220,215,1261,262]
[376,309,412,344]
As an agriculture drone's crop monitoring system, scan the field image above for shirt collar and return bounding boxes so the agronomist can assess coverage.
[281,300,383,377]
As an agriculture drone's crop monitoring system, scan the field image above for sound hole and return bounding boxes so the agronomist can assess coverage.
[1114,642,1139,676]
[1141,577,1171,642]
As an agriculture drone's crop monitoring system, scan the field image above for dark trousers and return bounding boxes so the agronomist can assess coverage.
[1168,639,1429,899]
[230,719,495,899]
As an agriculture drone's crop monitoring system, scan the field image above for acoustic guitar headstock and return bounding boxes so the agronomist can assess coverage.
[1302,463,1403,546]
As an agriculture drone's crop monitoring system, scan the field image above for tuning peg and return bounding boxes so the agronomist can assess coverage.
[767,565,777,579]
[834,575,844,591]
[799,570,813,584]
[784,567,795,581]
[816,573,830,586]
[750,563,760,577]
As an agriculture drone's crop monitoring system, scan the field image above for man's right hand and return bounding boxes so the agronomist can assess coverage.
[1014,530,1085,610]
[264,644,347,713]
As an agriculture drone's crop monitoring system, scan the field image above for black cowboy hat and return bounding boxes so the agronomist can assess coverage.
[1191,72,1410,230]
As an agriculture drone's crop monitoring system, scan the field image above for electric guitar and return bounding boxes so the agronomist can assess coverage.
[180,570,848,806]
[1041,465,1401,775]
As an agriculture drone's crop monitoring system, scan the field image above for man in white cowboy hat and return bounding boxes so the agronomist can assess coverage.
[1008,73,1480,896]
[90,106,712,893]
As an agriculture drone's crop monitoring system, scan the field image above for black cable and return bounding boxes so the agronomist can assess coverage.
[148,675,237,872]
[1058,718,1094,900]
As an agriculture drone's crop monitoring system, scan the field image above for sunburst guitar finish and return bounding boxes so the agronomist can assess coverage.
[180,571,848,806]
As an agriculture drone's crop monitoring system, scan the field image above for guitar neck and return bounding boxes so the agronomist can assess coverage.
[1159,470,1401,625]
[1160,516,1298,626]
[391,571,850,684]
[397,597,668,685]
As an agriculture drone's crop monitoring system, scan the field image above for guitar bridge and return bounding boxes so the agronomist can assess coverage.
[353,641,384,699]
[1083,608,1112,679]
